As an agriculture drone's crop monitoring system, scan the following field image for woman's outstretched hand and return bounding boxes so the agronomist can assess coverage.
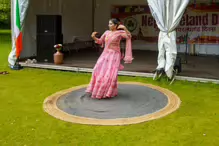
[91,32,98,38]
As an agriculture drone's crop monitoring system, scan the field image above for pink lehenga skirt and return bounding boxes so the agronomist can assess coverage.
[86,49,122,99]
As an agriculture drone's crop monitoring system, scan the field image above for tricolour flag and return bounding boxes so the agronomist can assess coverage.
[14,0,22,58]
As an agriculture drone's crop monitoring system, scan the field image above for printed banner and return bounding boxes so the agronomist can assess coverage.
[111,3,219,44]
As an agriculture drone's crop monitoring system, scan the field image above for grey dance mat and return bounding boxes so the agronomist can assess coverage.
[57,84,168,119]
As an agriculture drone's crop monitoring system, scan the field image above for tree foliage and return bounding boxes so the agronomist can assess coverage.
[0,0,11,29]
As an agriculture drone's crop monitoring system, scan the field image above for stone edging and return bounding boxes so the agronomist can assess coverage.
[43,82,181,126]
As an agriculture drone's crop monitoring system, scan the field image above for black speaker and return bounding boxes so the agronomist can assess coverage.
[36,15,63,62]
[36,15,62,34]
[174,57,182,73]
[36,34,63,62]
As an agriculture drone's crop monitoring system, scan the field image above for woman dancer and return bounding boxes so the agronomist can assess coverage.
[86,18,133,99]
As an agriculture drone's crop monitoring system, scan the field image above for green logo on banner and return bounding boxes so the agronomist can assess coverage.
[124,17,138,32]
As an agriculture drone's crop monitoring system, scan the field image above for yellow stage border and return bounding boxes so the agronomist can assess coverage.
[43,82,181,126]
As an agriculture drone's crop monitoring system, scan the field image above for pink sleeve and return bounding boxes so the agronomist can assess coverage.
[95,31,108,45]
[121,31,132,39]
[121,31,133,63]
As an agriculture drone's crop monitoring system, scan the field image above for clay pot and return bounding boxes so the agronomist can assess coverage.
[54,50,63,65]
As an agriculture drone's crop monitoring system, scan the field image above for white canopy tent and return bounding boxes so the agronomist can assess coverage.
[9,0,150,67]
[8,0,94,67]
[147,0,189,78]
[8,0,204,77]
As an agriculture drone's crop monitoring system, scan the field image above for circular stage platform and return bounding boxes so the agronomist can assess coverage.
[43,82,180,125]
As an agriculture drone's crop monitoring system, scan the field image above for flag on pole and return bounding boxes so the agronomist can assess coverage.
[14,0,22,59]
[8,0,28,67]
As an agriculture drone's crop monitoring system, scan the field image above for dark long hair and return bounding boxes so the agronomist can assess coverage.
[110,18,123,30]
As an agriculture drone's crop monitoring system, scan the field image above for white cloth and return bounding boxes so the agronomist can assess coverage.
[147,0,189,78]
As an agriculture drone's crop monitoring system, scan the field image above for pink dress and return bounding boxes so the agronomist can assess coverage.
[86,30,133,99]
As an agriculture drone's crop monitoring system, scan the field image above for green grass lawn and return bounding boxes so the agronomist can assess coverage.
[0,30,219,146]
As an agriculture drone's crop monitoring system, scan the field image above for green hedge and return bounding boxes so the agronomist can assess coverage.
[0,0,11,29]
